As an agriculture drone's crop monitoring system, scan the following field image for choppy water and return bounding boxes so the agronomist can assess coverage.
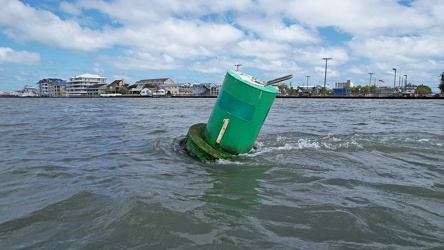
[0,97,443,249]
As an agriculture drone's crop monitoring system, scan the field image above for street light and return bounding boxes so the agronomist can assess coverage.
[404,74,407,92]
[235,64,242,71]
[368,73,375,86]
[322,58,332,95]
[392,68,397,89]
[306,76,310,91]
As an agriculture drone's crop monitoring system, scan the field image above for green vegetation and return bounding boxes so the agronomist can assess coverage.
[278,83,385,96]
[439,71,444,95]
[350,85,380,95]
[415,85,432,95]
[278,85,331,96]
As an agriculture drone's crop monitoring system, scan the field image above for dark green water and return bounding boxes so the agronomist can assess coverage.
[0,98,443,249]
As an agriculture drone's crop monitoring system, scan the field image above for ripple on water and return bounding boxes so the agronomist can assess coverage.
[1,98,443,249]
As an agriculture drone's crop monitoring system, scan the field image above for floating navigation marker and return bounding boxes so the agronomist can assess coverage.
[185,123,235,162]
[185,70,293,162]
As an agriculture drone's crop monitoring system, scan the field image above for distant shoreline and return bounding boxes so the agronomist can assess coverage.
[1,95,442,99]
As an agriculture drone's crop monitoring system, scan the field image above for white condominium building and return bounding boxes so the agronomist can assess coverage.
[335,80,354,89]
[65,73,107,97]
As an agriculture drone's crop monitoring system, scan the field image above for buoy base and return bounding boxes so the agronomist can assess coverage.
[185,123,235,162]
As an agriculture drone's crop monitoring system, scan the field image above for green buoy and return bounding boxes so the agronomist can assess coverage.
[185,70,292,162]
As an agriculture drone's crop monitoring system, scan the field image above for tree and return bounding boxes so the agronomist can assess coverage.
[311,86,317,94]
[416,85,432,95]
[351,85,362,95]
[361,85,370,94]
[277,84,287,95]
[439,71,444,95]
[369,85,379,94]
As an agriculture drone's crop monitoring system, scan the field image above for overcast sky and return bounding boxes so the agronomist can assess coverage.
[0,0,443,92]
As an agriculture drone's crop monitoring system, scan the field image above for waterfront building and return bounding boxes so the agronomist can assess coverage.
[135,78,174,87]
[86,84,108,96]
[160,84,179,96]
[153,89,167,97]
[332,88,348,96]
[54,80,68,97]
[37,78,66,97]
[402,84,416,97]
[335,80,354,89]
[140,88,153,96]
[18,85,39,97]
[179,83,192,96]
[65,73,107,97]
[192,83,220,96]
[161,83,192,96]
[130,82,146,94]
[131,78,174,95]
[108,79,128,94]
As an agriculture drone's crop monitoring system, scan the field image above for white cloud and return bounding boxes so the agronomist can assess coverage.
[349,35,444,61]
[347,34,444,83]
[250,58,301,73]
[293,46,349,66]
[92,62,104,74]
[190,60,227,74]
[146,18,243,57]
[59,1,81,16]
[263,0,434,37]
[236,15,319,44]
[0,47,40,65]
[99,50,181,71]
[237,39,291,60]
[76,0,252,25]
[0,0,443,91]
[0,0,113,52]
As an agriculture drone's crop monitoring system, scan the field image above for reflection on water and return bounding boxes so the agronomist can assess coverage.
[202,164,265,220]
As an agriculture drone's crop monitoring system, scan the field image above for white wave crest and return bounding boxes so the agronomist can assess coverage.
[297,139,321,149]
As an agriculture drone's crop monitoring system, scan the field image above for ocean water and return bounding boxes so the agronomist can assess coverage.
[0,97,443,249]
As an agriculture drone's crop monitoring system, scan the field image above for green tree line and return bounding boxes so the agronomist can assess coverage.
[440,71,444,94]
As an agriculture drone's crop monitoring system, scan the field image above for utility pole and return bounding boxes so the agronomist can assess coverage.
[368,73,375,86]
[306,76,310,91]
[392,68,397,89]
[404,74,407,92]
[322,58,332,96]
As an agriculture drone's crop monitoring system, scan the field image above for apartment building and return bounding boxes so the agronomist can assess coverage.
[65,73,107,97]
[37,78,66,97]
[335,80,354,89]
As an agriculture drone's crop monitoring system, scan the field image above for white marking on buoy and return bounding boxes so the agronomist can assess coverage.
[216,119,230,144]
